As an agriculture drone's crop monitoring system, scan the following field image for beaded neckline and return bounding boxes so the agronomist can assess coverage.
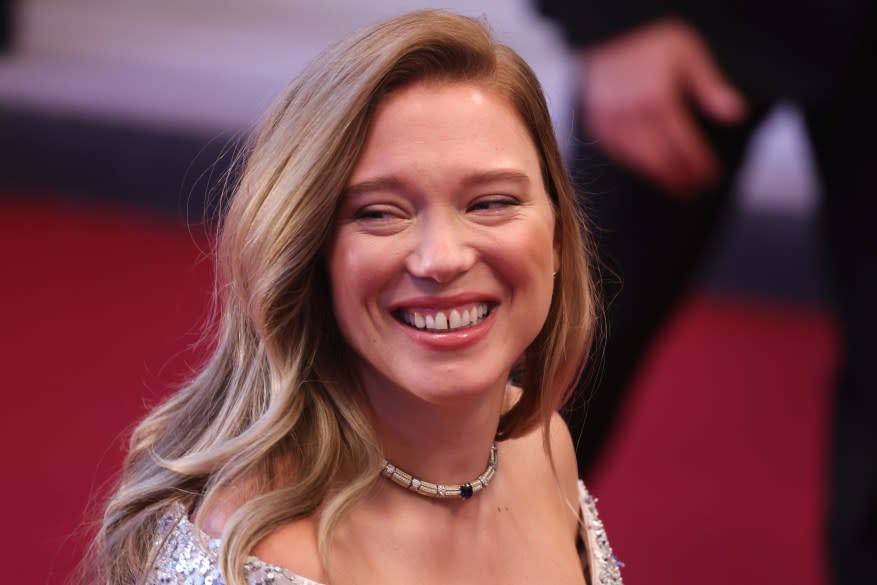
[380,443,497,500]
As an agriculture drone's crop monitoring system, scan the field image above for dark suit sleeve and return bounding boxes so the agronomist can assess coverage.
[534,0,671,48]
[0,0,13,51]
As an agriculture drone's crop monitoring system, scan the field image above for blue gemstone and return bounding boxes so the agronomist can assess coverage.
[461,483,474,499]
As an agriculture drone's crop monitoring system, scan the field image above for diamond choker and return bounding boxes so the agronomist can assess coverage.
[380,443,498,500]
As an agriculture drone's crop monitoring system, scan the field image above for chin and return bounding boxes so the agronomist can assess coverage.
[360,358,512,408]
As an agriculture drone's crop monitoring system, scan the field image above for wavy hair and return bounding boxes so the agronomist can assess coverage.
[93,10,597,585]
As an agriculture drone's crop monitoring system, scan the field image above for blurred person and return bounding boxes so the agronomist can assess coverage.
[536,1,876,583]
[0,0,13,51]
[89,11,623,585]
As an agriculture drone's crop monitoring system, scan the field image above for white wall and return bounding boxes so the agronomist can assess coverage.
[3,0,573,133]
[1,0,819,213]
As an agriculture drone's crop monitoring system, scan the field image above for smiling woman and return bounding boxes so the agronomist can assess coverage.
[89,10,621,585]
[329,82,558,406]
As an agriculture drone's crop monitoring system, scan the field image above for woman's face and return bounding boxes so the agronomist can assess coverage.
[327,81,558,405]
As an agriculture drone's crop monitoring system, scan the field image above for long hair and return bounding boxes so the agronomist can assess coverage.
[94,10,597,585]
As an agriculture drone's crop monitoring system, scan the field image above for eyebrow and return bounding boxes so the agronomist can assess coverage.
[460,169,531,189]
[342,176,407,199]
[343,169,531,198]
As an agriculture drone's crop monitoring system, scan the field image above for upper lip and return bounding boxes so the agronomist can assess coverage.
[388,292,499,311]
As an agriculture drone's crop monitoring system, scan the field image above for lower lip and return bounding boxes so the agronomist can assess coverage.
[395,309,495,350]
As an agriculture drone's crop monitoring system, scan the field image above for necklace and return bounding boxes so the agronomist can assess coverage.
[380,443,498,500]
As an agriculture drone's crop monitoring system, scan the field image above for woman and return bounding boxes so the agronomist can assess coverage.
[93,10,622,585]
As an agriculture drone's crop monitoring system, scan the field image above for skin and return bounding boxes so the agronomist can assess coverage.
[580,18,748,195]
[203,81,585,585]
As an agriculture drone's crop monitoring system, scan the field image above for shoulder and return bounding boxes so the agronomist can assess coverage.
[193,485,325,584]
[503,386,580,503]
[546,411,581,511]
[503,406,581,527]
[147,506,307,585]
[194,484,251,538]
[148,505,226,585]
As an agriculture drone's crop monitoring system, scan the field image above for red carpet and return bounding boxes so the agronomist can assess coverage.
[2,196,213,584]
[2,196,837,585]
[590,294,837,585]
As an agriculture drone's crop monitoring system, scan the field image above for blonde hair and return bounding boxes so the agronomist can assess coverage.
[94,10,597,585]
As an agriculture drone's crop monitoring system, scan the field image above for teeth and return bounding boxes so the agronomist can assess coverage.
[448,310,461,329]
[402,304,490,332]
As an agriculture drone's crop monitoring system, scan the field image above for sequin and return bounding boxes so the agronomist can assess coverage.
[144,480,622,584]
[146,507,316,585]
[579,482,624,585]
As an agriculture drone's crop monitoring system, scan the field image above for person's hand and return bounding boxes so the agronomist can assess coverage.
[578,18,747,195]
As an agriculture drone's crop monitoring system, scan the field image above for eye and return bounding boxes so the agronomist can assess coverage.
[354,205,404,221]
[468,196,521,212]
[349,204,411,235]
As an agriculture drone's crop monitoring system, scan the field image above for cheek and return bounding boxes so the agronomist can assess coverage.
[327,238,363,338]
[520,225,559,334]
[481,219,557,336]
[502,219,557,286]
[327,235,398,334]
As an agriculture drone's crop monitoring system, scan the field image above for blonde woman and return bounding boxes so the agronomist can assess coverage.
[93,10,622,585]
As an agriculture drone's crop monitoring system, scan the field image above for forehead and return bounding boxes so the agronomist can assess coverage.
[349,81,541,184]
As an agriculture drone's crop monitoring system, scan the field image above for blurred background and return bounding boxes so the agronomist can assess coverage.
[1,1,836,584]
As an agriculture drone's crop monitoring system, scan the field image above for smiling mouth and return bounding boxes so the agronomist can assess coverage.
[394,303,492,332]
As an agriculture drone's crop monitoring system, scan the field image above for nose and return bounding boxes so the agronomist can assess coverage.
[405,213,476,283]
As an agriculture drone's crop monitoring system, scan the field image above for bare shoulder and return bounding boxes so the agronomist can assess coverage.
[194,462,291,537]
[194,485,249,538]
[503,394,581,520]
[194,481,324,582]
[503,386,578,483]
[547,411,582,511]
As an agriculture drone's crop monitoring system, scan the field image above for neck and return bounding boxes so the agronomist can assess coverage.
[361,369,508,486]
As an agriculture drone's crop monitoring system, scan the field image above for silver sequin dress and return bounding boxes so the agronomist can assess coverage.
[147,481,623,585]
